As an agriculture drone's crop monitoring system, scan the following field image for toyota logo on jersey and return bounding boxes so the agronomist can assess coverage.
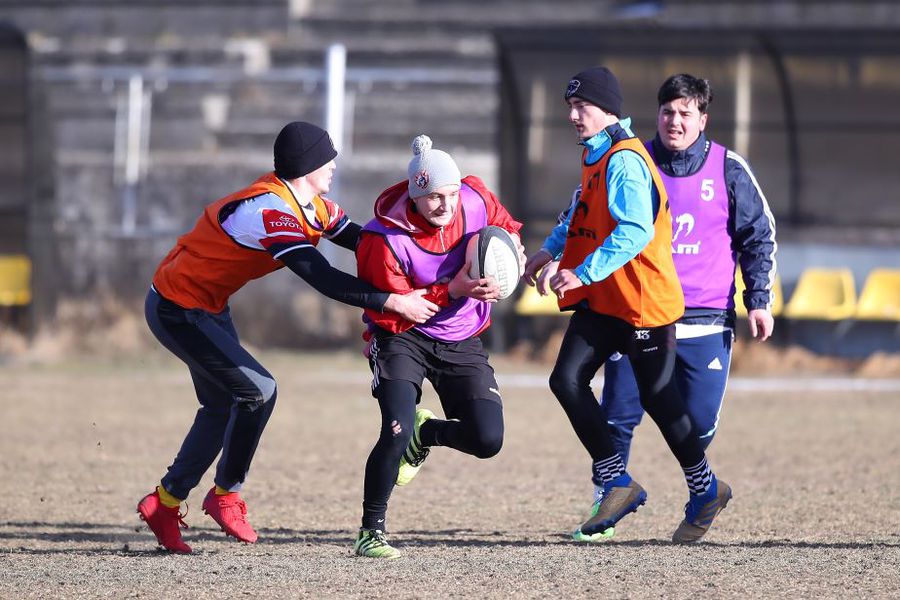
[262,209,303,233]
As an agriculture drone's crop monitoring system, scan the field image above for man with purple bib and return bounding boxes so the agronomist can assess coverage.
[590,74,777,537]
[352,134,525,558]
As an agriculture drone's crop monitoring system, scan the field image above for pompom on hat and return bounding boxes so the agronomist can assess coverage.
[407,135,461,198]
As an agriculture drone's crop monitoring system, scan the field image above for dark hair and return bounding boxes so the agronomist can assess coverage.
[657,74,713,113]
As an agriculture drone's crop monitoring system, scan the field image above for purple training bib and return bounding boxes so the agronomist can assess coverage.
[649,140,737,310]
[364,184,490,341]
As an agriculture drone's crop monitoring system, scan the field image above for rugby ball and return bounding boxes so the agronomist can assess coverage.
[467,226,521,300]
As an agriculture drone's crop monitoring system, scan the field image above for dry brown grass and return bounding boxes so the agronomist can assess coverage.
[0,352,898,599]
[507,325,900,377]
[4,299,898,377]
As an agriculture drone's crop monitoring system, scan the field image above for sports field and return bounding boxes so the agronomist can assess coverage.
[1,351,898,599]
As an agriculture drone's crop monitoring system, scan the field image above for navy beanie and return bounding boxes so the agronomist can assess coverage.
[273,121,338,180]
[565,67,623,117]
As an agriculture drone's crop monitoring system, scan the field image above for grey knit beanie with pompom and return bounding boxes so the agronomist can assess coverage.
[406,134,462,198]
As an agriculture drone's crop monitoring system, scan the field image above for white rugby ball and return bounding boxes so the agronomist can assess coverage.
[467,226,521,300]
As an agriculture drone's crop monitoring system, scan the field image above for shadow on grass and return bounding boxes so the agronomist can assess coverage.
[1,522,897,554]
[399,530,900,550]
[0,521,351,554]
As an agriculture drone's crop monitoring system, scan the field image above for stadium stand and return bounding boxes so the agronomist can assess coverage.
[0,255,31,307]
[0,254,32,333]
[2,1,900,354]
[514,284,563,317]
[784,268,856,321]
[855,269,900,322]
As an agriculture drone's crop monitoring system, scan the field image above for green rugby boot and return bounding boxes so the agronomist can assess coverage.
[396,408,436,486]
[354,528,401,559]
[572,499,615,542]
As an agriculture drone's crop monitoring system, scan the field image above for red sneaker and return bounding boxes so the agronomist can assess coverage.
[201,487,258,543]
[136,491,192,553]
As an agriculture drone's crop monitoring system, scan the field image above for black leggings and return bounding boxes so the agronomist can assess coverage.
[361,378,503,530]
[145,288,277,500]
[549,309,705,470]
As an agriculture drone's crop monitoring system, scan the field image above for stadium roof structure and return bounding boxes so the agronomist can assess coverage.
[495,26,900,234]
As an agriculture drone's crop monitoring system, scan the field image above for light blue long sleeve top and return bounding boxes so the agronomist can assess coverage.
[540,118,657,285]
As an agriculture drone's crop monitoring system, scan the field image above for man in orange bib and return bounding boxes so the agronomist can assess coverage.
[136,121,439,553]
[523,67,731,543]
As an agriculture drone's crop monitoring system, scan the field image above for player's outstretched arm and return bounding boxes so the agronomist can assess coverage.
[281,246,436,323]
[536,260,559,296]
[549,268,584,299]
[327,221,363,251]
[523,249,553,287]
[383,289,440,324]
[281,246,389,308]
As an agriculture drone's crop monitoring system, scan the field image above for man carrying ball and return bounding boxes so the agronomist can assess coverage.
[353,134,525,558]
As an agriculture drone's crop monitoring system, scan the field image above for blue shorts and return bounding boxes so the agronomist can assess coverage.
[600,327,733,465]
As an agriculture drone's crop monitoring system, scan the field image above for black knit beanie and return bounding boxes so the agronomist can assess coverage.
[564,67,623,117]
[273,121,338,179]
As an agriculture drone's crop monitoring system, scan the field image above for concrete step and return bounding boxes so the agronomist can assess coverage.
[304,0,604,26]
[9,2,287,40]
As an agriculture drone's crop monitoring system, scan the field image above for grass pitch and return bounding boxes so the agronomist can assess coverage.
[1,351,898,598]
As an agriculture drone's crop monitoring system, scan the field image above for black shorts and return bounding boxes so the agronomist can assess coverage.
[621,320,676,359]
[368,328,501,413]
[571,309,676,360]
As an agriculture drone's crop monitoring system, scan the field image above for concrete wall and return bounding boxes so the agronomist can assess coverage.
[0,0,897,347]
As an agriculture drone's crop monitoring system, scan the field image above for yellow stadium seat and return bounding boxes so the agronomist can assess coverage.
[855,269,900,321]
[733,270,783,317]
[784,268,856,321]
[0,255,31,306]
[514,284,564,316]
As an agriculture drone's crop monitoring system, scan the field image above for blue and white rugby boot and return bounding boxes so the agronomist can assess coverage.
[572,498,615,542]
[579,474,646,536]
[672,477,732,543]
